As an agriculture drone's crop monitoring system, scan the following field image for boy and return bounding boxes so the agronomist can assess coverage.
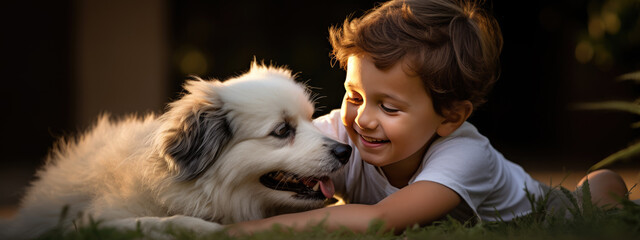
[229,0,628,234]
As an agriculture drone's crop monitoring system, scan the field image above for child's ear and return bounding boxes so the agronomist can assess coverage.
[436,100,473,137]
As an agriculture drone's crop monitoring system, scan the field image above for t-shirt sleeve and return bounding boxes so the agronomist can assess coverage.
[312,109,343,141]
[412,138,496,215]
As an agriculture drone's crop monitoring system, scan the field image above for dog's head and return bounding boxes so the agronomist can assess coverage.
[156,61,351,221]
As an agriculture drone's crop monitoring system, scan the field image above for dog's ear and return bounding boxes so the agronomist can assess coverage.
[159,79,232,181]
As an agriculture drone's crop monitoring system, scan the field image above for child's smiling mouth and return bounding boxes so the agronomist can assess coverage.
[359,134,390,147]
[351,126,390,147]
[361,135,389,143]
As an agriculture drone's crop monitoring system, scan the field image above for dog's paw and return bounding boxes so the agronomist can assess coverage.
[102,215,223,238]
[162,215,224,233]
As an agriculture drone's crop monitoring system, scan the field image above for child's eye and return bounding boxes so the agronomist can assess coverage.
[380,103,399,113]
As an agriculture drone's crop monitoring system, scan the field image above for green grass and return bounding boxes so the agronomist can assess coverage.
[33,184,640,240]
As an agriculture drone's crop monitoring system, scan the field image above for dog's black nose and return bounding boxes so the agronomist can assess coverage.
[332,144,352,164]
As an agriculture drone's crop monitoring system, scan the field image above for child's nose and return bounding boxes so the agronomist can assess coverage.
[355,104,378,130]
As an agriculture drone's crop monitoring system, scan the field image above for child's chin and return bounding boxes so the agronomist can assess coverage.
[359,149,391,165]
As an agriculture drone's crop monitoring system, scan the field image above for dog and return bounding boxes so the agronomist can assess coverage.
[1,62,351,239]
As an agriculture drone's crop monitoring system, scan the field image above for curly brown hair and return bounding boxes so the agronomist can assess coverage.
[329,0,503,115]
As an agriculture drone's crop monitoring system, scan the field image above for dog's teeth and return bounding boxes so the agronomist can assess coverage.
[312,182,320,191]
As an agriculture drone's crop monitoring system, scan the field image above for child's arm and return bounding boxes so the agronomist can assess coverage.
[228,181,461,234]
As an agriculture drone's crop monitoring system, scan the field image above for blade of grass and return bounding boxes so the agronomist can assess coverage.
[560,186,581,218]
[589,141,640,171]
[580,179,593,218]
[617,71,640,82]
[574,101,640,115]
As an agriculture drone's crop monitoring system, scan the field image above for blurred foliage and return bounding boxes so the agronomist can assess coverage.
[574,0,640,69]
[572,0,640,171]
[575,70,640,171]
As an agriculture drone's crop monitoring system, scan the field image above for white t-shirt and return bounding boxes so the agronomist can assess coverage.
[313,110,545,222]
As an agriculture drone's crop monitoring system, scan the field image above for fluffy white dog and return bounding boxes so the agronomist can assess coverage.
[1,62,351,239]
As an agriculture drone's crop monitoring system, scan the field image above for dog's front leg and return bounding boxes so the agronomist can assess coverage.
[102,215,223,238]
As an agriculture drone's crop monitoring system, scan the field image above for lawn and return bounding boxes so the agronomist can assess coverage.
[34,183,640,240]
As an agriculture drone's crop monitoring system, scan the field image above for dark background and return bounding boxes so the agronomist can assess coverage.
[1,0,639,209]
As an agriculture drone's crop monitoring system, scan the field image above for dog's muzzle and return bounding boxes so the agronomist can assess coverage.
[331,143,351,165]
[258,139,351,200]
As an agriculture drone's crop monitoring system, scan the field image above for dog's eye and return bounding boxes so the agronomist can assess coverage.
[270,122,293,138]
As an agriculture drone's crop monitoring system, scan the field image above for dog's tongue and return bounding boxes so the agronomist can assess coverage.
[318,177,335,199]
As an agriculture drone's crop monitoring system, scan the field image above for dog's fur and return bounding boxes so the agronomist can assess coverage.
[1,62,351,238]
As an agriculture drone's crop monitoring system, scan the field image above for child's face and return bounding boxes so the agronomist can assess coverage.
[341,55,446,167]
